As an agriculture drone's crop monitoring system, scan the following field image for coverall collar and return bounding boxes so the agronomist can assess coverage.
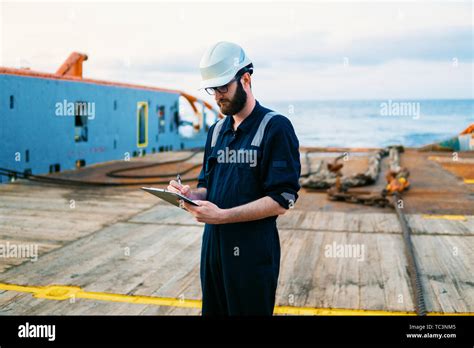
[223,100,261,134]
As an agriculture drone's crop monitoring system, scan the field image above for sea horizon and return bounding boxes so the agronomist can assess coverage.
[265,99,473,148]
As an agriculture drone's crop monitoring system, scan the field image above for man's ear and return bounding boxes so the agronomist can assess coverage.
[242,72,252,89]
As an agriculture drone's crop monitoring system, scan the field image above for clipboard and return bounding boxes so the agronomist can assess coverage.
[141,187,200,207]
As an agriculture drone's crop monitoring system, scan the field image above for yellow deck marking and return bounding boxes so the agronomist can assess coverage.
[0,283,201,309]
[0,283,472,316]
[464,179,474,184]
[272,305,414,316]
[422,214,467,221]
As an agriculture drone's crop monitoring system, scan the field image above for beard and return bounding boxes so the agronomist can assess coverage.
[217,80,247,116]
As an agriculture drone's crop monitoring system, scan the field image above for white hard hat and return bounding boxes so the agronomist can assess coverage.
[199,41,252,89]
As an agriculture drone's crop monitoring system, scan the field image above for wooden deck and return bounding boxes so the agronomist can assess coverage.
[0,149,472,315]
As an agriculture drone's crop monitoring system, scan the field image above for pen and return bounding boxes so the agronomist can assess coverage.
[176,174,184,209]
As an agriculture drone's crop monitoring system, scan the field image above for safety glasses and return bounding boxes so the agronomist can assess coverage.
[205,76,239,96]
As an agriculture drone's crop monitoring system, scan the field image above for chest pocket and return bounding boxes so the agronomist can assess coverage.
[235,156,262,204]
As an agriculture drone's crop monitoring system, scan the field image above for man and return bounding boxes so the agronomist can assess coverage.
[168,41,301,316]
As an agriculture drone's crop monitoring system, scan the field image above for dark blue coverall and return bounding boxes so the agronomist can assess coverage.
[197,100,301,316]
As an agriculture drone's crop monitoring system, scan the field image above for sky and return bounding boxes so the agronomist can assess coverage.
[0,0,472,105]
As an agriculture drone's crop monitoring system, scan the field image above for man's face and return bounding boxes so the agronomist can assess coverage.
[215,77,248,116]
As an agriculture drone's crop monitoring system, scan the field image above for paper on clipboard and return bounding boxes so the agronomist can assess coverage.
[140,187,200,207]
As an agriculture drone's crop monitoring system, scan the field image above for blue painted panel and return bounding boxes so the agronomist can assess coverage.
[0,74,210,181]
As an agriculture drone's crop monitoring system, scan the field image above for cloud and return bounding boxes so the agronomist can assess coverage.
[3,1,471,101]
[246,26,473,69]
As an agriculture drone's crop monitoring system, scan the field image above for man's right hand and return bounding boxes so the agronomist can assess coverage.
[167,180,191,198]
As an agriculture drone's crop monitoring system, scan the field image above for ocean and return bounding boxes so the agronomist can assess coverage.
[266,99,474,148]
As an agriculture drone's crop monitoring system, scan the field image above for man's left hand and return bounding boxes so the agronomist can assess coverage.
[182,200,227,224]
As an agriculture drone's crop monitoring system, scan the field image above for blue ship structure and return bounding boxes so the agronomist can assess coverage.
[0,52,221,184]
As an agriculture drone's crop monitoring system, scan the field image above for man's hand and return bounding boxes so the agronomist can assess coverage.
[167,180,190,197]
[182,200,228,224]
[167,180,207,201]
